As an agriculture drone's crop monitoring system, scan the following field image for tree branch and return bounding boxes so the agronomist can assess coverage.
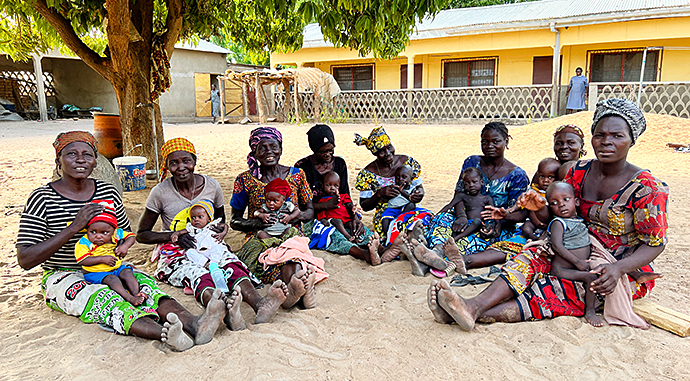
[161,0,184,57]
[33,0,112,80]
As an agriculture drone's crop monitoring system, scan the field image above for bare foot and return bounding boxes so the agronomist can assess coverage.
[282,269,308,308]
[223,287,246,331]
[161,313,194,351]
[381,232,406,262]
[585,310,604,327]
[192,288,225,345]
[628,270,663,284]
[407,220,427,246]
[301,265,317,309]
[368,238,382,266]
[255,280,289,324]
[402,237,428,276]
[125,293,146,306]
[411,238,449,270]
[436,280,476,331]
[442,237,466,275]
[427,280,454,324]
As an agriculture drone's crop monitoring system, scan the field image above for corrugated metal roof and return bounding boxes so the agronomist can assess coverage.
[175,39,231,54]
[302,0,690,47]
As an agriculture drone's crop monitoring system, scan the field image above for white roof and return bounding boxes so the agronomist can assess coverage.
[302,0,690,48]
[175,39,230,54]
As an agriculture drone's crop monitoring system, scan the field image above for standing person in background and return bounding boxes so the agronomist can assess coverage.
[206,83,221,123]
[566,67,589,114]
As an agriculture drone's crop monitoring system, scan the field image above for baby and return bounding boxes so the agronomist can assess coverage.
[74,200,145,305]
[317,171,361,242]
[256,178,300,239]
[381,165,418,237]
[439,167,495,240]
[522,158,561,240]
[171,200,229,268]
[545,182,600,326]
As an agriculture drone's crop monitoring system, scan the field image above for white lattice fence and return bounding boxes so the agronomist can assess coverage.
[275,85,553,122]
[594,82,690,118]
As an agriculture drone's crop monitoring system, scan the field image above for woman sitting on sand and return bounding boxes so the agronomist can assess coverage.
[428,99,667,330]
[455,124,591,271]
[230,127,320,310]
[295,124,378,265]
[354,126,430,263]
[137,137,286,329]
[413,122,529,275]
[16,132,225,351]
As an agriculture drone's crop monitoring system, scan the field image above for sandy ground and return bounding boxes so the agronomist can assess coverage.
[1,114,689,380]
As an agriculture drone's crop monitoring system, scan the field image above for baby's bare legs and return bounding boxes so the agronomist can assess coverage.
[119,267,146,304]
[330,218,353,241]
[257,230,271,239]
[102,273,144,306]
[627,270,663,284]
[521,220,539,241]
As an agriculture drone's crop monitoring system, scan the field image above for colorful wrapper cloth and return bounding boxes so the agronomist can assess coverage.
[53,131,97,156]
[247,127,283,179]
[159,137,196,181]
[354,126,391,154]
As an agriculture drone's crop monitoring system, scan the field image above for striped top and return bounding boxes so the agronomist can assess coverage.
[16,180,131,270]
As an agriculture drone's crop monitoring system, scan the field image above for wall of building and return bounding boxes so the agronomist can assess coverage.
[48,58,120,113]
[272,16,690,89]
[159,49,228,122]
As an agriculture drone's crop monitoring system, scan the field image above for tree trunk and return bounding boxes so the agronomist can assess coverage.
[110,49,163,172]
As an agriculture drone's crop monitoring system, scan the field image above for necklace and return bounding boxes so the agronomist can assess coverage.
[174,174,197,199]
[482,157,505,180]
[375,160,395,178]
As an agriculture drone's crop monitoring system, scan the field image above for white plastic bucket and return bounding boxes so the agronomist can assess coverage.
[113,156,148,191]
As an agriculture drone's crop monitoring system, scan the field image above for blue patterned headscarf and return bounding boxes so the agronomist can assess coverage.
[247,127,283,179]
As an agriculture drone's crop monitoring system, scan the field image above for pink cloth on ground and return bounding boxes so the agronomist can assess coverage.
[258,236,329,283]
[589,238,650,329]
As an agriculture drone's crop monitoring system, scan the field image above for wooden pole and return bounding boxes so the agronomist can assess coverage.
[293,76,300,123]
[255,73,267,124]
[219,78,226,125]
[241,82,249,117]
[282,78,291,121]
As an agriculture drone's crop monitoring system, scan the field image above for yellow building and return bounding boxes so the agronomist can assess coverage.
[272,0,690,119]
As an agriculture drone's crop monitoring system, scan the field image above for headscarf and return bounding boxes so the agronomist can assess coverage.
[159,137,196,181]
[264,178,292,198]
[553,124,587,158]
[353,126,391,154]
[190,199,214,220]
[247,127,283,179]
[88,199,117,228]
[307,124,335,153]
[53,131,97,156]
[591,98,646,143]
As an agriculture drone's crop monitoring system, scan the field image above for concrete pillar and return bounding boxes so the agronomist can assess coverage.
[588,84,597,111]
[31,54,48,122]
[407,55,415,117]
[550,24,561,117]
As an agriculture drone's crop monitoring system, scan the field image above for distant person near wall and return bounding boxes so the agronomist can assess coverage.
[565,67,588,114]
[206,84,221,123]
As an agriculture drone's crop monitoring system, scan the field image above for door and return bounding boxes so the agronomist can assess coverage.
[223,79,244,116]
[194,73,212,116]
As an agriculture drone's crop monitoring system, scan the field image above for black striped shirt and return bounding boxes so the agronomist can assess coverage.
[16,180,131,270]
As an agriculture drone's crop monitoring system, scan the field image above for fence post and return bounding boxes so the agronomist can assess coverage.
[588,84,597,111]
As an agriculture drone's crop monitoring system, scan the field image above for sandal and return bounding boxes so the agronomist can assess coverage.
[429,261,457,278]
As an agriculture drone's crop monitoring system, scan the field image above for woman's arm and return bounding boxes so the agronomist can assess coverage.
[17,203,103,270]
[313,197,340,212]
[293,200,314,223]
[230,207,270,233]
[136,209,175,244]
[590,244,664,295]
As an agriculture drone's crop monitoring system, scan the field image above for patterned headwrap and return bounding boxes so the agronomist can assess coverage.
[353,126,391,154]
[53,131,97,156]
[591,98,646,143]
[553,124,587,158]
[247,127,283,179]
[307,124,336,153]
[88,199,117,228]
[159,137,196,181]
[190,199,214,220]
[264,178,292,198]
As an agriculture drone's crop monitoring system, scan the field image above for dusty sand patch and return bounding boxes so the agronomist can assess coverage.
[1,115,689,380]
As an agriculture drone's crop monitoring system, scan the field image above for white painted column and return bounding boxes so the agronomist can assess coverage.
[550,23,561,117]
[31,54,48,122]
[588,84,597,111]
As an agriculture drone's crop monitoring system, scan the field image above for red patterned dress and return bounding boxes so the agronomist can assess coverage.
[501,159,669,320]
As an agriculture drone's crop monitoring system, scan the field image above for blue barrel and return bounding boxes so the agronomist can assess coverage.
[113,156,148,191]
